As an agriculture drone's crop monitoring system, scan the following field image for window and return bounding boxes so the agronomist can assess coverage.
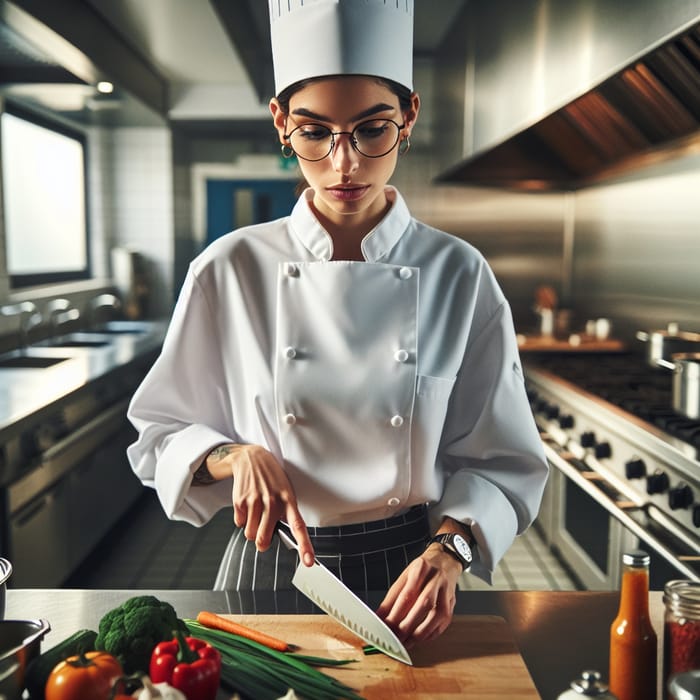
[1,106,89,287]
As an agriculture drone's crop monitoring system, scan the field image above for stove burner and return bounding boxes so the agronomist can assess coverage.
[528,352,700,450]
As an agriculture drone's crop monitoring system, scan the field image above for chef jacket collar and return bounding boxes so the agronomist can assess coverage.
[290,187,411,263]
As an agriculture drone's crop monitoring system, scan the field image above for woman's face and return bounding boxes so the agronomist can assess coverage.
[270,76,419,231]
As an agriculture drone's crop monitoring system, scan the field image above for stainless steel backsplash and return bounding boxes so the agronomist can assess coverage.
[394,149,700,344]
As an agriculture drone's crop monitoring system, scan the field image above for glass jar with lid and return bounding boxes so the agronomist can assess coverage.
[664,580,700,699]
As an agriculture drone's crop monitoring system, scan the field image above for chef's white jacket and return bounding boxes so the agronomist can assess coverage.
[127,187,548,582]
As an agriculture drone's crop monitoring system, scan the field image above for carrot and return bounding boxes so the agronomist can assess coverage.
[196,611,292,652]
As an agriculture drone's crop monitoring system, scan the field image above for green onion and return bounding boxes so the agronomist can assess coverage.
[288,653,356,667]
[185,619,366,700]
[362,644,382,656]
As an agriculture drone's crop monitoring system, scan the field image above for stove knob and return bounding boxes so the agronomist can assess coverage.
[580,431,596,448]
[625,459,647,480]
[594,442,612,460]
[647,472,670,495]
[558,414,575,429]
[534,398,549,414]
[20,430,39,462]
[545,404,560,420]
[669,485,694,510]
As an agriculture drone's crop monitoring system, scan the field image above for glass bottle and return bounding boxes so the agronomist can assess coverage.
[609,550,657,700]
[663,580,700,699]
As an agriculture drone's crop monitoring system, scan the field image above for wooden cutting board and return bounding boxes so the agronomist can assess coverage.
[221,614,539,699]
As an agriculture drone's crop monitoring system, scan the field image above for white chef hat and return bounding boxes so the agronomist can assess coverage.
[268,0,414,96]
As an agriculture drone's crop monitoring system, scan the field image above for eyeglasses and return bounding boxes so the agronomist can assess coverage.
[283,119,405,161]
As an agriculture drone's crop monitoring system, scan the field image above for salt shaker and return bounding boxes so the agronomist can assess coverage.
[557,670,618,699]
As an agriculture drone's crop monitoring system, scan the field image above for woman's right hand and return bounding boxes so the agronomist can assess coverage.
[205,444,315,566]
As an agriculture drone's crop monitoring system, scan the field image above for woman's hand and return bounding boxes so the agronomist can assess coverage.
[376,543,462,647]
[203,443,315,566]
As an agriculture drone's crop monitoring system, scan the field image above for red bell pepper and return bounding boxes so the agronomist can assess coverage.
[149,629,221,700]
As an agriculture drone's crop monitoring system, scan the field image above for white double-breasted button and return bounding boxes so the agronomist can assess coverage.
[394,348,409,363]
[283,413,297,425]
[399,266,413,280]
[390,415,404,428]
[284,346,297,359]
[284,262,298,277]
[387,497,401,507]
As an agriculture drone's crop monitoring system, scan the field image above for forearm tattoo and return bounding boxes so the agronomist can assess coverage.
[209,444,235,461]
[192,444,236,485]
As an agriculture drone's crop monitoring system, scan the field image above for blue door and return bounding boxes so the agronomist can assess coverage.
[206,179,298,245]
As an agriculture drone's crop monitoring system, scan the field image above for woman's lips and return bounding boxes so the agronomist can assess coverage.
[326,185,370,202]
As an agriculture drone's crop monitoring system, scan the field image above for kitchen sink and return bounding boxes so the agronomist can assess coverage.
[51,340,111,348]
[0,355,70,369]
[93,321,150,335]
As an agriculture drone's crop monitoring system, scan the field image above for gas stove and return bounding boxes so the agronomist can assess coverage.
[529,353,700,451]
[524,351,700,588]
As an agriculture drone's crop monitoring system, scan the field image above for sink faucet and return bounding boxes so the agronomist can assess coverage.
[45,298,80,339]
[88,293,121,329]
[0,301,43,348]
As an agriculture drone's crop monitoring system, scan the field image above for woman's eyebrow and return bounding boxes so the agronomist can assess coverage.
[290,103,396,123]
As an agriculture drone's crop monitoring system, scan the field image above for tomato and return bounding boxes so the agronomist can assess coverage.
[45,651,124,700]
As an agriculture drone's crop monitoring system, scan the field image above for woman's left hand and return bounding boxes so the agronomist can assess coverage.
[376,546,462,647]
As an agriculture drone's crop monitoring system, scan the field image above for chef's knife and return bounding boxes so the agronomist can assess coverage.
[276,521,413,665]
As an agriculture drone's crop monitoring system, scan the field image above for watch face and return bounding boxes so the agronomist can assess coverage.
[452,534,472,563]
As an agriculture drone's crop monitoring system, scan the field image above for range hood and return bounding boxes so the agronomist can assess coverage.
[435,3,700,192]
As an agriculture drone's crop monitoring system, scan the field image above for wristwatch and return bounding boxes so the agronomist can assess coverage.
[426,532,473,571]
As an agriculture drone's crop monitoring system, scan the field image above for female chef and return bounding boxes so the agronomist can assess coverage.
[127,0,548,647]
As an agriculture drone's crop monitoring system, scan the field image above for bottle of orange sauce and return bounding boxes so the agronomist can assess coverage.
[609,550,658,700]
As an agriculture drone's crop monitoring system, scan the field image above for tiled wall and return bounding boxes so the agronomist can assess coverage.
[88,126,175,319]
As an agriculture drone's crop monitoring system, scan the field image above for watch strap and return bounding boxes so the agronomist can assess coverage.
[426,532,472,571]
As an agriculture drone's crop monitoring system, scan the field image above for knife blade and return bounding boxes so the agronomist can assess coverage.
[276,521,413,665]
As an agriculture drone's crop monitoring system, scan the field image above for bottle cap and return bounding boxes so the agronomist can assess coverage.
[622,550,650,567]
[663,579,700,617]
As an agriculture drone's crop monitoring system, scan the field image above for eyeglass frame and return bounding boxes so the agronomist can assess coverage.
[282,118,406,161]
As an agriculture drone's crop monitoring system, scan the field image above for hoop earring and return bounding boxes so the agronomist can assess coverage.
[281,143,295,158]
[398,136,411,156]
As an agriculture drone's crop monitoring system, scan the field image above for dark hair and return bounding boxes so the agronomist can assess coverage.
[276,75,413,114]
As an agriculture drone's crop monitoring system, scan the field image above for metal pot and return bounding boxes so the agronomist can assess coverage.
[658,353,700,420]
[0,618,50,700]
[636,324,700,369]
[0,559,11,620]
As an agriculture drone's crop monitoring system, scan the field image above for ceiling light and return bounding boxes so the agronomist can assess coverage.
[96,81,114,94]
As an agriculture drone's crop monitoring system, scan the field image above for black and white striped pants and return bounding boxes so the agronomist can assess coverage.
[213,505,431,596]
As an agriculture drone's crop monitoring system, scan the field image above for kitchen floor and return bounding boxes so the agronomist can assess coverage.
[63,489,580,591]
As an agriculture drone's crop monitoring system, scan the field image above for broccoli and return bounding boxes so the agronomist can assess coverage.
[94,594,188,674]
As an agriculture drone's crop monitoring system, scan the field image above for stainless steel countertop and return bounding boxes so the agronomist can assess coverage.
[0,321,166,434]
[6,588,662,700]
